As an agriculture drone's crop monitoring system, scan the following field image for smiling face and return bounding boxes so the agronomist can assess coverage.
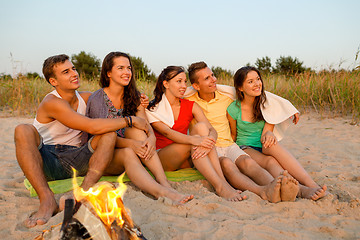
[239,70,262,98]
[163,72,188,98]
[107,56,132,87]
[192,67,217,95]
[49,60,80,90]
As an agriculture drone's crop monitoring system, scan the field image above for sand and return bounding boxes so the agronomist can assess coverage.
[0,113,359,240]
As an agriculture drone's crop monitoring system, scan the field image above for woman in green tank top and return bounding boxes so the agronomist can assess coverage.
[226,66,327,201]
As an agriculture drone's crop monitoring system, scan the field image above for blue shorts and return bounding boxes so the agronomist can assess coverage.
[38,138,94,181]
[239,145,263,153]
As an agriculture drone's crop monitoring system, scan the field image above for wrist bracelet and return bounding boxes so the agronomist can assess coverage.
[124,116,129,127]
[129,116,133,128]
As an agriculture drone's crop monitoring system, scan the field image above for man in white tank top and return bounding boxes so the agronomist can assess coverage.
[14,54,149,228]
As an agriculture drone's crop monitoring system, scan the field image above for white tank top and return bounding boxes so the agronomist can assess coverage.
[33,90,86,147]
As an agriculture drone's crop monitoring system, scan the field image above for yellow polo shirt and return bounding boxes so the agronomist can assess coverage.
[186,91,234,147]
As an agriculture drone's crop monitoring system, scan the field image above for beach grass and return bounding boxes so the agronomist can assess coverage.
[1,71,359,121]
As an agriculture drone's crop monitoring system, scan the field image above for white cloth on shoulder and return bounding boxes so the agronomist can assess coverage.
[184,84,299,141]
[145,94,175,127]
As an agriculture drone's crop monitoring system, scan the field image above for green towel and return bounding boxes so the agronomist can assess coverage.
[24,168,205,197]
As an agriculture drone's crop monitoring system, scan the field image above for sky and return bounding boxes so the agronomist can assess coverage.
[1,0,359,77]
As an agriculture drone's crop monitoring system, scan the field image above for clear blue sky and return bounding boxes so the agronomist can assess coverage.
[1,0,359,77]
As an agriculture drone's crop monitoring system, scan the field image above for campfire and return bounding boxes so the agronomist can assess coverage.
[36,174,146,240]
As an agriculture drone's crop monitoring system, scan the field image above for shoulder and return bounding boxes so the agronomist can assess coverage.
[87,89,104,103]
[180,98,194,104]
[181,98,195,109]
[78,91,93,103]
[217,91,233,102]
[227,101,240,119]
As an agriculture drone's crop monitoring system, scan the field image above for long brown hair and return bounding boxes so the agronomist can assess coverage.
[100,52,140,116]
[233,66,266,122]
[147,66,185,110]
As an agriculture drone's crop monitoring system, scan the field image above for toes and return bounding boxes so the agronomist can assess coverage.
[36,218,48,226]
[24,218,37,228]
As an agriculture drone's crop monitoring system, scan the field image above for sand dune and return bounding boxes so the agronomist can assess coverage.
[0,113,359,239]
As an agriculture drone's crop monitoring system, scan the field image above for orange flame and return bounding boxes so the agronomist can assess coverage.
[72,170,128,227]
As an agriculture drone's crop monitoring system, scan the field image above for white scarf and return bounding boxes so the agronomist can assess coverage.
[145,93,176,127]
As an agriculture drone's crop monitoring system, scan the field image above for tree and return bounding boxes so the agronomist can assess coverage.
[71,51,101,80]
[0,73,12,80]
[26,72,41,79]
[129,55,156,82]
[273,56,306,75]
[255,56,272,74]
[211,66,233,80]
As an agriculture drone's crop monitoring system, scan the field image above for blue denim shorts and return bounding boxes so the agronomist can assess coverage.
[239,145,263,153]
[38,138,94,181]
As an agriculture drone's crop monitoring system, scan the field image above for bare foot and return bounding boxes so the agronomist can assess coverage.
[24,196,58,228]
[260,175,282,203]
[161,188,194,205]
[280,171,299,202]
[59,191,75,211]
[299,185,327,200]
[215,182,247,202]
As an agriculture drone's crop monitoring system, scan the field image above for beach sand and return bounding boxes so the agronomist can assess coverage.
[0,113,359,239]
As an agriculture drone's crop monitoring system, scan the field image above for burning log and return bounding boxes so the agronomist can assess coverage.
[36,178,146,240]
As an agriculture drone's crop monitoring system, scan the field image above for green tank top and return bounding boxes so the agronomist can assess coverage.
[227,101,265,148]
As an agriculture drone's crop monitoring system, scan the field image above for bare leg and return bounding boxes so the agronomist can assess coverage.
[105,148,193,205]
[59,132,118,210]
[80,132,117,190]
[125,128,171,188]
[189,123,245,201]
[221,157,281,203]
[262,143,320,188]
[14,124,58,228]
[157,143,192,171]
[234,155,274,185]
[244,148,284,178]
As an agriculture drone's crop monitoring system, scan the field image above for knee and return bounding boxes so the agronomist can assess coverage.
[220,157,235,172]
[14,124,38,144]
[101,131,117,143]
[191,122,209,136]
[264,156,278,168]
[236,156,258,171]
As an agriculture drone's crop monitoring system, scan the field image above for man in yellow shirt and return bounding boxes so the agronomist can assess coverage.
[185,61,297,203]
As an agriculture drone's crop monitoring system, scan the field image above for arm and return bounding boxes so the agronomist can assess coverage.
[261,122,277,148]
[226,111,237,142]
[38,96,148,135]
[191,103,217,145]
[135,104,156,160]
[151,121,201,146]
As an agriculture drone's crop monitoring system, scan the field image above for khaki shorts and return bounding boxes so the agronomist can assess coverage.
[216,143,249,163]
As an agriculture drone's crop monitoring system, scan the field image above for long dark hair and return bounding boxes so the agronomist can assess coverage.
[100,52,140,116]
[147,66,185,110]
[233,66,266,122]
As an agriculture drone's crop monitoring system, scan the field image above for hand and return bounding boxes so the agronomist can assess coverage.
[292,113,300,125]
[140,93,149,109]
[191,146,211,160]
[191,136,216,149]
[131,116,149,134]
[130,139,147,159]
[261,131,277,148]
[141,137,156,161]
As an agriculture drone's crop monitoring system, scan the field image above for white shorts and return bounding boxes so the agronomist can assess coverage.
[216,143,249,163]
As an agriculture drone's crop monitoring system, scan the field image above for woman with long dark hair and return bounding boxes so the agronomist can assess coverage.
[226,66,327,200]
[147,66,245,201]
[85,52,193,204]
